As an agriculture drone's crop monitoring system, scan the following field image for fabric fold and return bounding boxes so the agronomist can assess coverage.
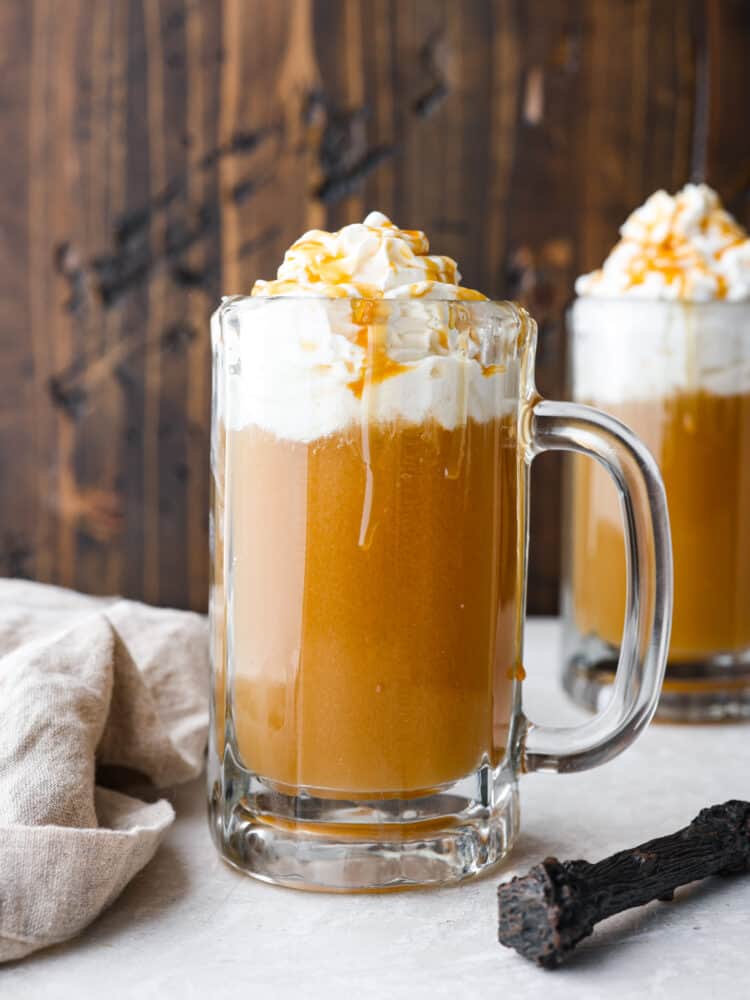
[0,580,208,962]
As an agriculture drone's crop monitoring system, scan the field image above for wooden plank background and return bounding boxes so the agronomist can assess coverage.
[1,0,749,613]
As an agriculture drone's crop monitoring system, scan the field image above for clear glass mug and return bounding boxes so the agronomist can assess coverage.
[563,296,750,721]
[208,295,672,891]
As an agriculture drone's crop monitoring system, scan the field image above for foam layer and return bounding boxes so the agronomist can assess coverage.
[571,297,750,403]
[218,297,524,441]
[576,184,750,302]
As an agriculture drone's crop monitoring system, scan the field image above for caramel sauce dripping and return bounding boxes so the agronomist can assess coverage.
[395,227,430,254]
[410,281,436,298]
[506,661,526,681]
[423,255,459,284]
[349,300,401,550]
[445,371,468,480]
[299,244,357,290]
[347,361,410,399]
[624,244,688,295]
[445,303,470,481]
[617,201,747,299]
[347,300,409,400]
[358,416,375,551]
[456,287,488,301]
[623,234,734,299]
[711,214,746,242]
[250,216,503,549]
[252,214,491,302]
[715,237,745,258]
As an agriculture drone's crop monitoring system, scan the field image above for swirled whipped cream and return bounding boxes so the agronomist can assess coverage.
[252,211,486,300]
[576,184,750,301]
[216,213,526,441]
[572,185,750,403]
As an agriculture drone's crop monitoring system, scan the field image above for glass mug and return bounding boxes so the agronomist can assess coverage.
[563,297,750,721]
[208,296,672,891]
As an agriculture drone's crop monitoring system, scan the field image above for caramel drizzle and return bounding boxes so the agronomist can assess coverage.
[347,298,503,546]
[445,303,476,481]
[614,205,747,300]
[352,301,383,551]
[250,216,512,548]
[506,662,527,681]
[251,215,488,300]
[347,300,410,399]
[358,414,375,551]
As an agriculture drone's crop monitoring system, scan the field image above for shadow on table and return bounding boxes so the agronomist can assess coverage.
[550,875,741,972]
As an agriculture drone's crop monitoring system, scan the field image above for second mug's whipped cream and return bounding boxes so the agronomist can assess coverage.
[573,184,750,403]
[219,213,525,441]
[576,183,750,301]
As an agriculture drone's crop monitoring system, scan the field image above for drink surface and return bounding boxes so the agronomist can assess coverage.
[227,417,520,794]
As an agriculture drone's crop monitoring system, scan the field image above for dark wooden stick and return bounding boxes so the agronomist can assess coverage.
[497,800,750,968]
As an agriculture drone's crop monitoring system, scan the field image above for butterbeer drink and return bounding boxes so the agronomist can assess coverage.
[208,212,673,891]
[211,214,525,795]
[564,184,750,720]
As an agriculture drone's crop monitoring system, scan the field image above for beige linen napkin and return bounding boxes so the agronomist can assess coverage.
[0,579,208,962]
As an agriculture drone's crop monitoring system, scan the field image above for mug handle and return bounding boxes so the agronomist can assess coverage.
[521,398,673,774]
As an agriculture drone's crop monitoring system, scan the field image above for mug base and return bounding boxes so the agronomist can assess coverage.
[208,753,520,892]
[563,633,750,722]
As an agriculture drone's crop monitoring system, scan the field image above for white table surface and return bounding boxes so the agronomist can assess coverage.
[4,618,749,999]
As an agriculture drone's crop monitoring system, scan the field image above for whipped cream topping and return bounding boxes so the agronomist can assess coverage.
[576,184,750,301]
[571,297,750,404]
[215,213,529,442]
[252,211,486,300]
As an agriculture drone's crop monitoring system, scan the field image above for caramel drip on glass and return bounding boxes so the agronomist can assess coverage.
[358,413,375,551]
[348,299,410,400]
[352,301,386,550]
[445,303,469,481]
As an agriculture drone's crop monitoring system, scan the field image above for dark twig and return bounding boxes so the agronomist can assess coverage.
[497,801,750,969]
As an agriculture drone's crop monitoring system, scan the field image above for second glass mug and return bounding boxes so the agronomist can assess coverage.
[208,296,672,891]
[562,297,750,721]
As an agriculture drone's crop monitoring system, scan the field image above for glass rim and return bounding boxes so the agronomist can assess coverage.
[218,293,526,311]
[571,293,750,309]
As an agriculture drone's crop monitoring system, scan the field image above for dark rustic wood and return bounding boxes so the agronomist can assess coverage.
[1,0,749,612]
[497,800,750,968]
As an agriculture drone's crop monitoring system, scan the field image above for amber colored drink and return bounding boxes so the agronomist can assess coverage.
[572,389,750,662]
[224,416,521,795]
